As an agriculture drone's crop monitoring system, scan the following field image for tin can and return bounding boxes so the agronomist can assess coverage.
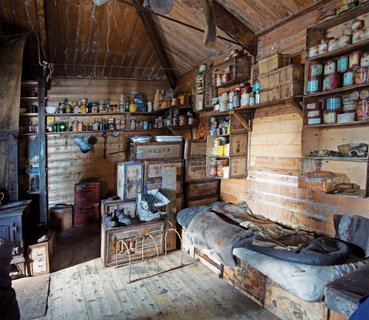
[323,73,340,91]
[309,45,319,57]
[324,60,336,75]
[361,53,369,67]
[356,99,369,120]
[343,71,354,86]
[306,77,322,94]
[353,66,368,84]
[309,63,323,77]
[349,51,362,69]
[326,97,342,110]
[337,55,349,73]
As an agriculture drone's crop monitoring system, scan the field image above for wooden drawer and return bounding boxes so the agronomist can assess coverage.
[130,141,183,161]
[101,219,165,267]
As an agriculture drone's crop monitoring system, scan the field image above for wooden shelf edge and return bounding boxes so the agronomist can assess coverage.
[304,118,369,128]
[304,83,369,100]
[307,38,369,62]
[308,2,369,32]
[303,156,369,162]
[46,111,160,117]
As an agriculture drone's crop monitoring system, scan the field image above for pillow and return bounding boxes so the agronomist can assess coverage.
[334,214,369,258]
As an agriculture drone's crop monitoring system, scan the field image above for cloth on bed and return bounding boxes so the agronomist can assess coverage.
[186,210,255,267]
[177,202,224,228]
[233,246,367,302]
[247,236,351,266]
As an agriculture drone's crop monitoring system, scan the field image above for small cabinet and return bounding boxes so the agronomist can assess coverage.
[205,113,249,179]
[302,3,369,197]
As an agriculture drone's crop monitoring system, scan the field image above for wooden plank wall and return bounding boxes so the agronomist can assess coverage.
[220,1,369,237]
[46,78,169,207]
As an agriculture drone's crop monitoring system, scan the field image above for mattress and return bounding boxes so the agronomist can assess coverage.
[233,247,367,302]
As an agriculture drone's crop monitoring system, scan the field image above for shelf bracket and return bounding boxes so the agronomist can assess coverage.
[231,110,252,132]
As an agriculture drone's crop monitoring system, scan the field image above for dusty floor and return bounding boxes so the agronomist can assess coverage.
[13,224,279,320]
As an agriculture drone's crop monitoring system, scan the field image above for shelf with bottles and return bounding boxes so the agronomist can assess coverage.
[206,155,247,179]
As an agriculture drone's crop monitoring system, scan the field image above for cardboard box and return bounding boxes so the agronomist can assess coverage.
[27,232,55,276]
[298,171,347,193]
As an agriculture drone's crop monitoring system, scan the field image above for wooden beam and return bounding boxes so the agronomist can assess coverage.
[212,1,257,57]
[131,0,177,89]
[34,0,49,62]
[231,110,252,132]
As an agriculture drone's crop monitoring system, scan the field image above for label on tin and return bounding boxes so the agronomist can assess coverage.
[343,72,354,86]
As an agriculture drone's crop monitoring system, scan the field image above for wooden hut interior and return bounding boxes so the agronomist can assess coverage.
[0,0,369,319]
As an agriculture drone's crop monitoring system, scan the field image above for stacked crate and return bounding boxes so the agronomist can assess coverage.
[258,53,304,102]
[184,139,220,207]
[131,140,184,251]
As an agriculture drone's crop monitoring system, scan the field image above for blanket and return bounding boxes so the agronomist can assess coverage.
[186,210,254,267]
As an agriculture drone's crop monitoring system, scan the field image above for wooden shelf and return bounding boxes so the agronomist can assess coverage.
[21,81,38,86]
[304,156,368,162]
[20,113,38,117]
[308,2,369,32]
[307,38,369,62]
[216,77,246,88]
[45,128,166,135]
[19,133,39,137]
[165,125,195,130]
[46,111,159,117]
[207,134,230,138]
[21,96,38,100]
[304,83,369,100]
[159,105,193,111]
[304,118,369,128]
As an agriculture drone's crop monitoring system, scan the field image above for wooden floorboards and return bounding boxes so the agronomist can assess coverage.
[35,251,279,320]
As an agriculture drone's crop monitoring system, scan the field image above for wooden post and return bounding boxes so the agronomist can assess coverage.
[38,74,47,224]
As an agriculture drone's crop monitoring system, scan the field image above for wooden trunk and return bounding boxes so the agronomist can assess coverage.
[49,204,73,230]
[130,141,183,161]
[117,162,144,201]
[101,219,165,267]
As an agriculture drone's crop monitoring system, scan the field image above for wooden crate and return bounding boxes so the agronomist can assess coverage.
[130,141,183,161]
[230,114,248,134]
[185,179,220,201]
[185,157,207,182]
[230,134,248,157]
[184,140,207,158]
[143,160,183,180]
[100,198,136,219]
[27,232,55,276]
[187,196,219,207]
[117,162,144,201]
[298,172,347,193]
[258,53,291,75]
[259,65,304,89]
[49,204,73,231]
[260,80,303,102]
[229,156,247,178]
[223,257,267,306]
[144,179,183,195]
[101,219,165,267]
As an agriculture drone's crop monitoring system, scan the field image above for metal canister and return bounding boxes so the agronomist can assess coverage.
[326,97,342,110]
[324,60,336,75]
[349,51,362,69]
[343,71,354,86]
[309,63,323,77]
[306,77,322,94]
[323,73,340,91]
[337,55,349,73]
[143,120,149,130]
[361,53,369,67]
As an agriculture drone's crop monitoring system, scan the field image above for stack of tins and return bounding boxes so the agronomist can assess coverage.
[184,139,220,207]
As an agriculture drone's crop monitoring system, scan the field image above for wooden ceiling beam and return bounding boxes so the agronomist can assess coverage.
[34,0,49,62]
[212,1,257,57]
[131,0,177,89]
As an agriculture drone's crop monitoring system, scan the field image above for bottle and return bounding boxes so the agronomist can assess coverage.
[125,96,130,112]
[153,89,160,111]
[233,89,240,108]
[249,92,255,106]
[255,89,260,104]
[187,111,193,125]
